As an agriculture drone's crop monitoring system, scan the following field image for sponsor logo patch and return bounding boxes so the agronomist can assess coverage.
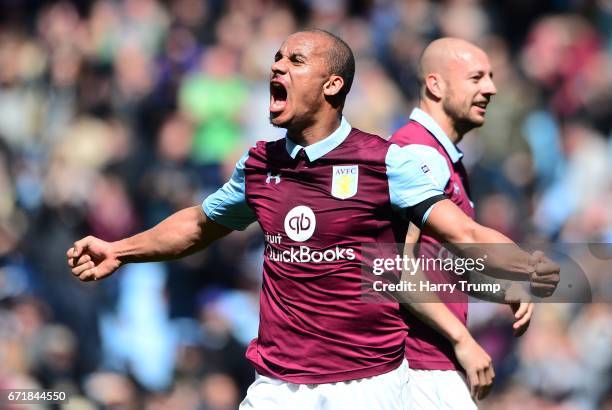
[284,205,316,242]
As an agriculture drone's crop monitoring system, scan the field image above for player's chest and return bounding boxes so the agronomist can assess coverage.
[244,163,389,241]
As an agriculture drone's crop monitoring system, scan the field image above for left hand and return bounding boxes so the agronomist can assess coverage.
[509,302,533,337]
[505,282,533,337]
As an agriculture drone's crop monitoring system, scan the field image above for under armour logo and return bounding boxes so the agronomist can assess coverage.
[266,172,281,184]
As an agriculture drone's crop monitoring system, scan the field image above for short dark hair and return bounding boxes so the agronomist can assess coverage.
[304,29,355,102]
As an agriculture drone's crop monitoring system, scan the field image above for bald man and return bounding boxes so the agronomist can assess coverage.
[390,38,536,408]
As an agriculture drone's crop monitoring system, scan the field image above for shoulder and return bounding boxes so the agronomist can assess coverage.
[390,121,437,148]
[248,137,286,157]
[385,144,451,189]
[386,144,448,167]
[349,128,388,144]
[333,128,392,160]
[245,137,287,167]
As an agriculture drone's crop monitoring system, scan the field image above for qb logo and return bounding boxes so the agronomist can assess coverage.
[284,206,316,242]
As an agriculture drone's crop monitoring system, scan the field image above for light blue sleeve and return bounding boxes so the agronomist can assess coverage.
[202,151,257,231]
[386,144,451,224]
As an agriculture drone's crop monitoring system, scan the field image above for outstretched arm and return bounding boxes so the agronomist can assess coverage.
[68,149,256,282]
[386,144,558,296]
[67,206,232,281]
[422,199,560,297]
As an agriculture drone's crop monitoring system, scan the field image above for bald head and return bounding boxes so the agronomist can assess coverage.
[418,38,488,90]
[301,29,355,100]
[416,37,497,139]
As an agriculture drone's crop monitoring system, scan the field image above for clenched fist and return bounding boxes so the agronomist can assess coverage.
[66,236,121,282]
[528,250,560,298]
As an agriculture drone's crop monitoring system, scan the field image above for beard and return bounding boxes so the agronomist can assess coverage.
[442,97,483,135]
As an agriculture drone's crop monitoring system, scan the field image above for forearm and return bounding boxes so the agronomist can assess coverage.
[465,269,521,303]
[396,255,469,345]
[468,222,530,280]
[112,206,222,265]
[423,201,531,281]
[400,297,470,345]
[458,224,531,281]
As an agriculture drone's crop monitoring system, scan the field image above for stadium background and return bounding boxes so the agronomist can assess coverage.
[0,0,610,408]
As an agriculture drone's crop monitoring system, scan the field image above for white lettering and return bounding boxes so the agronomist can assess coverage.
[419,281,457,293]
[459,281,502,294]
[372,280,418,292]
[266,245,357,264]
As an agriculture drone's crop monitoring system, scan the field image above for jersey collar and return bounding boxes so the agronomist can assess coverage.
[409,108,463,163]
[285,116,352,161]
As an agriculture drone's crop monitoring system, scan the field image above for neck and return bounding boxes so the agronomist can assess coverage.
[286,112,342,146]
[418,100,462,144]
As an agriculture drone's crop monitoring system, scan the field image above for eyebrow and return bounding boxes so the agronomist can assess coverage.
[274,51,308,61]
[467,70,493,78]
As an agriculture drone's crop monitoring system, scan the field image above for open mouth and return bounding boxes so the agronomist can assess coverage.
[473,101,488,113]
[270,81,288,114]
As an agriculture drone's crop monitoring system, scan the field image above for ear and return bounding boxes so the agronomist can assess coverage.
[323,75,344,97]
[424,73,444,100]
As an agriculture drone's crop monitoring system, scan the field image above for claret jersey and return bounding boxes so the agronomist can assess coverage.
[391,108,474,371]
[204,117,445,383]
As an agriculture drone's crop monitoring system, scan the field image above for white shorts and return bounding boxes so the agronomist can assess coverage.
[405,368,477,410]
[239,359,410,410]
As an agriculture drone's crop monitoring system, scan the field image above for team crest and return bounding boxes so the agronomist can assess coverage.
[331,165,358,199]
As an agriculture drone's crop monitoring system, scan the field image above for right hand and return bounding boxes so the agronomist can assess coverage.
[66,236,121,282]
[453,332,495,401]
[528,251,560,297]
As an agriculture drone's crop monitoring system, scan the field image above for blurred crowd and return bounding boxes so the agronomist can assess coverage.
[0,0,610,409]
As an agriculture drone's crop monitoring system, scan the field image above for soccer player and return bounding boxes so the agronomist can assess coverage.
[67,31,556,409]
[390,38,544,408]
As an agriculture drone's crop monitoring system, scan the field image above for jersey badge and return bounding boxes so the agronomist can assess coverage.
[331,165,358,199]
